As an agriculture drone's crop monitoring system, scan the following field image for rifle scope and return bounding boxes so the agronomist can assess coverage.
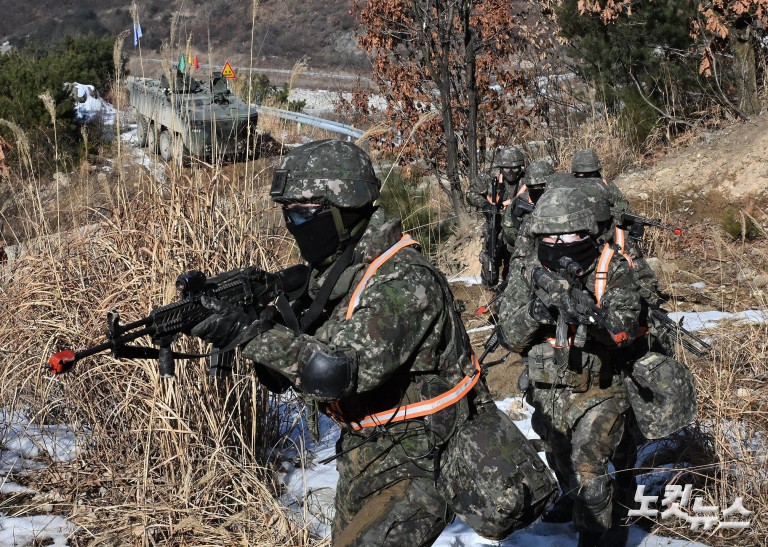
[558,256,584,277]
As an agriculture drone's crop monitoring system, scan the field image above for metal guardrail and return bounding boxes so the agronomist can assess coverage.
[255,105,364,140]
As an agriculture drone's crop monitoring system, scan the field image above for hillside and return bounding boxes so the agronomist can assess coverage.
[0,65,766,546]
[0,0,368,72]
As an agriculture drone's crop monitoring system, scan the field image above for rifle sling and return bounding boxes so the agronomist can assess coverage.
[300,228,365,334]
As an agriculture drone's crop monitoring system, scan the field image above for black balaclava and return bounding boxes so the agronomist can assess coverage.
[501,167,524,186]
[285,205,373,266]
[537,237,599,274]
[528,185,546,204]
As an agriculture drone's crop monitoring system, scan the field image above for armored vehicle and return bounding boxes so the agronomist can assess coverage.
[126,70,259,163]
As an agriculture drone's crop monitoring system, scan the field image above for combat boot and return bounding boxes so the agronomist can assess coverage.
[577,531,603,547]
[541,494,574,523]
[600,521,629,547]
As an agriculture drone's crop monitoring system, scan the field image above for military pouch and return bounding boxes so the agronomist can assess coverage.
[527,343,590,392]
[624,352,698,440]
[437,402,557,540]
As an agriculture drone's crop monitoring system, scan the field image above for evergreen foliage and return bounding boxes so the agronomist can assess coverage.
[0,34,123,170]
[556,0,703,145]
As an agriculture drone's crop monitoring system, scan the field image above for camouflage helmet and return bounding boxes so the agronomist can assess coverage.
[571,149,601,174]
[270,139,380,208]
[546,173,611,222]
[493,147,526,168]
[529,187,599,236]
[522,159,555,188]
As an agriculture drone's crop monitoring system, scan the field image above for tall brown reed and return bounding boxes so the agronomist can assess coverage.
[0,164,314,545]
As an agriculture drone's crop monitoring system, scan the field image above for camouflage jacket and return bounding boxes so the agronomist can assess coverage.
[466,169,521,210]
[243,209,479,436]
[501,189,533,247]
[497,242,642,363]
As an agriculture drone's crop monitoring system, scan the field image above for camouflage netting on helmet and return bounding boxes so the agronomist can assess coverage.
[270,139,380,208]
[528,187,599,235]
[493,147,526,168]
[571,149,601,173]
[522,159,555,188]
[546,173,612,222]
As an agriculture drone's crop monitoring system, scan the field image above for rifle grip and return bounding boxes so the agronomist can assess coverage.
[158,346,175,378]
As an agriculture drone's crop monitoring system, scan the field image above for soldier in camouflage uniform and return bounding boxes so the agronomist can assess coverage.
[571,149,630,212]
[546,172,662,306]
[191,140,556,546]
[501,158,554,253]
[496,187,647,547]
[467,147,527,288]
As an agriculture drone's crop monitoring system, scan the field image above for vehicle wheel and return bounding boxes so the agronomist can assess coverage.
[159,130,174,162]
[146,124,158,152]
[135,114,148,147]
[171,135,187,167]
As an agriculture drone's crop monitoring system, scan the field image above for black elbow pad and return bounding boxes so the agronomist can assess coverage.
[299,346,358,401]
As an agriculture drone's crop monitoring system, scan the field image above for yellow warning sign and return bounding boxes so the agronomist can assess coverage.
[222,61,236,79]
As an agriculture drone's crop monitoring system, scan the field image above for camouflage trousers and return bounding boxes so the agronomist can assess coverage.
[332,397,556,546]
[526,382,635,534]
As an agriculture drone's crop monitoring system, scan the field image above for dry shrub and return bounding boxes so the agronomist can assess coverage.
[623,201,768,545]
[0,165,318,545]
[658,321,768,546]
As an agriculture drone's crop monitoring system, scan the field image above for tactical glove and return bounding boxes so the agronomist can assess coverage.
[560,293,594,326]
[528,297,554,323]
[191,296,269,348]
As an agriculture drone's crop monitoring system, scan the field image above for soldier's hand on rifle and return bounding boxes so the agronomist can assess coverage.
[191,296,267,348]
[560,293,594,326]
[528,297,554,323]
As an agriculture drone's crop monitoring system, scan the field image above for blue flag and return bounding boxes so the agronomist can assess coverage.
[133,21,143,47]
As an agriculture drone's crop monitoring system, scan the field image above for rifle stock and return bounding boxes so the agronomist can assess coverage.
[48,264,309,376]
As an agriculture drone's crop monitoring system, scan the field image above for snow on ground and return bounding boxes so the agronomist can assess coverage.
[287,88,387,116]
[0,410,81,546]
[70,83,116,125]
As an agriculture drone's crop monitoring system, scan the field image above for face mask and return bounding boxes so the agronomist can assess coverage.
[501,167,523,186]
[284,206,373,265]
[537,237,598,274]
[285,209,341,265]
[528,187,545,203]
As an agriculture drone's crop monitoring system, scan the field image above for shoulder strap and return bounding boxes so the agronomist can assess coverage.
[345,234,419,319]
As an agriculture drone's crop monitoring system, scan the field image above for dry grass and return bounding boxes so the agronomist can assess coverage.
[615,202,768,546]
[0,159,322,545]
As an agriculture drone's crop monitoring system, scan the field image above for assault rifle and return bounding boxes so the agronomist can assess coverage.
[647,307,712,358]
[48,264,309,377]
[532,257,631,348]
[511,196,534,217]
[611,208,683,239]
[481,174,506,289]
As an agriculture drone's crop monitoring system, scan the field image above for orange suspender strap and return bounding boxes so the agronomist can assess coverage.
[345,234,419,320]
[339,354,482,431]
[593,244,638,344]
[594,244,614,307]
[332,233,481,430]
[613,228,634,267]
